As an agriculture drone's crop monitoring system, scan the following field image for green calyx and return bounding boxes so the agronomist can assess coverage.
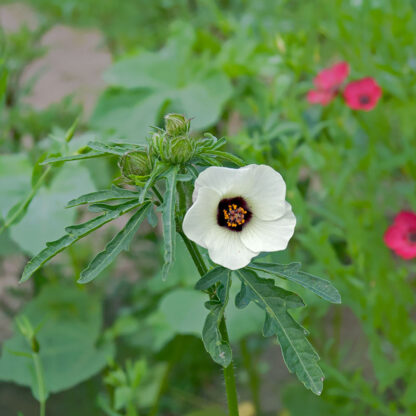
[119,151,152,179]
[164,113,191,137]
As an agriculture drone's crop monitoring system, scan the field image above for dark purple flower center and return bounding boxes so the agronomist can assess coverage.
[217,197,252,232]
[408,230,416,244]
[359,95,371,105]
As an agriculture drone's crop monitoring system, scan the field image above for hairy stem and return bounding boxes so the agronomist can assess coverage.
[179,232,239,416]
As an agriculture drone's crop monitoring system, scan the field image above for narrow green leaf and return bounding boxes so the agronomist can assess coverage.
[20,200,141,282]
[161,167,178,280]
[139,161,171,203]
[199,269,232,367]
[235,269,324,395]
[78,202,150,283]
[87,141,144,156]
[66,185,139,208]
[249,262,341,304]
[64,117,80,143]
[208,150,245,167]
[41,152,106,165]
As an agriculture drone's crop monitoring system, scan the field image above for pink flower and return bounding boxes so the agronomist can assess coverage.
[307,61,349,105]
[314,62,350,90]
[307,90,335,105]
[343,77,382,111]
[384,211,416,260]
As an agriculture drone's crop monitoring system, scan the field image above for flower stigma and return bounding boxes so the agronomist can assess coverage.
[217,197,252,232]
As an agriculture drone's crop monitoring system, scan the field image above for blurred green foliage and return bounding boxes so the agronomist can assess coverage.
[1,0,416,415]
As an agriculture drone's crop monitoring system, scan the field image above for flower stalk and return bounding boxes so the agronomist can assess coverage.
[179,231,240,416]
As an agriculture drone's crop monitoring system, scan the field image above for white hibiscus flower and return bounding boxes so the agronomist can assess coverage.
[182,164,296,270]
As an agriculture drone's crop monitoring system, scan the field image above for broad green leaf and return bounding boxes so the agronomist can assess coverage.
[161,166,178,280]
[158,289,206,335]
[2,159,52,232]
[78,202,151,283]
[20,199,141,282]
[91,26,232,141]
[66,185,139,208]
[11,165,96,255]
[249,262,341,304]
[0,154,32,219]
[90,90,166,143]
[235,269,324,395]
[0,285,114,398]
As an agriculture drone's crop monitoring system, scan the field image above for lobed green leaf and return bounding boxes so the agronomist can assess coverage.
[87,141,145,156]
[197,268,233,367]
[20,200,142,283]
[78,202,151,283]
[235,269,324,395]
[161,167,178,280]
[66,185,139,208]
[249,262,341,304]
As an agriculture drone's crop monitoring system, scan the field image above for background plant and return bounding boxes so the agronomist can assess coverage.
[1,0,416,415]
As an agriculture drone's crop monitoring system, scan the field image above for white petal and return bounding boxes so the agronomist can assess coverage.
[232,164,288,220]
[240,202,296,252]
[205,227,259,270]
[192,166,244,201]
[182,187,220,248]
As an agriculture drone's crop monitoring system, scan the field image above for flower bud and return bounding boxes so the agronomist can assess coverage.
[150,131,165,158]
[164,113,190,137]
[119,151,152,178]
[166,135,195,164]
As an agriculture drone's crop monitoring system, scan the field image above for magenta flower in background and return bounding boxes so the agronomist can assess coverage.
[307,61,349,105]
[343,77,382,111]
[384,211,416,260]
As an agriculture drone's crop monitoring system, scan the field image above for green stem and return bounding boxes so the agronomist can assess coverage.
[219,318,240,416]
[33,353,46,416]
[240,338,261,415]
[179,232,239,416]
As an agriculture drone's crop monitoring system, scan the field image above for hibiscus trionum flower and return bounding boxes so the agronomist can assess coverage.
[182,164,296,270]
[384,211,416,260]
